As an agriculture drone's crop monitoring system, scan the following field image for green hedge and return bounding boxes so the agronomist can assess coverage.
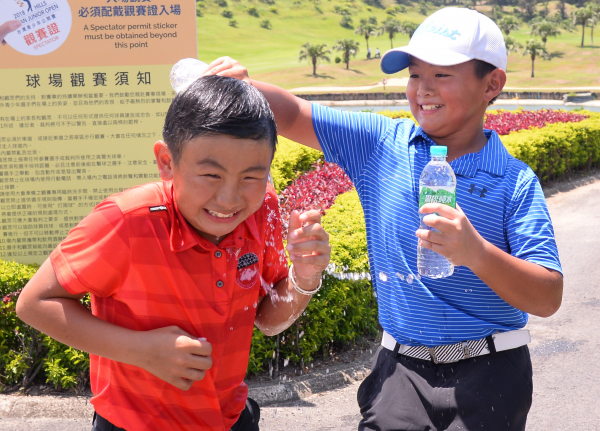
[501,111,600,181]
[0,261,90,391]
[271,136,323,193]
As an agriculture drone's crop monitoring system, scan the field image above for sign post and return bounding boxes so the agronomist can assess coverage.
[0,0,197,264]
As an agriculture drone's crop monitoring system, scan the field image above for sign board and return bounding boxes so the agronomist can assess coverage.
[0,0,197,264]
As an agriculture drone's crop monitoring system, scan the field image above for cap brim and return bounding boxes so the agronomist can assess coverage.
[380,46,473,74]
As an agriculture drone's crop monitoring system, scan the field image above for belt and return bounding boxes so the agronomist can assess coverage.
[381,329,531,364]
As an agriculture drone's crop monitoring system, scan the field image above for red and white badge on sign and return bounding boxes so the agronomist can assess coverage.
[0,0,72,55]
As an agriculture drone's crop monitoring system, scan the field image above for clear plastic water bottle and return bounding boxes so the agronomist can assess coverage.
[417,146,456,278]
[169,58,209,93]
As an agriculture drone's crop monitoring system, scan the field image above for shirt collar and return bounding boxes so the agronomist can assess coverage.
[163,181,261,253]
[409,127,508,178]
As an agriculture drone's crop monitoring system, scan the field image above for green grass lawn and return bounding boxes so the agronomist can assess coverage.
[197,0,600,90]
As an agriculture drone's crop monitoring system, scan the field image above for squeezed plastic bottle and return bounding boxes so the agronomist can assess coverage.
[169,58,209,93]
[417,146,456,278]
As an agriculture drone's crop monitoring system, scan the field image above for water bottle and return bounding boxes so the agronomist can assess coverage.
[417,145,456,278]
[169,58,209,93]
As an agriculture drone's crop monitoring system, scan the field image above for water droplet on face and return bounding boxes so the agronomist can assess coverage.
[415,274,421,280]
[406,274,414,284]
[253,302,257,308]
[244,306,248,311]
[396,272,405,280]
[379,272,388,282]
[230,327,233,331]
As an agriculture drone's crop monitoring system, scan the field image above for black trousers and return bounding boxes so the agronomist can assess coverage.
[91,397,260,431]
[357,345,533,431]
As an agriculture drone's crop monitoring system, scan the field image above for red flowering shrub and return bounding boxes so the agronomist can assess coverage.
[484,109,588,135]
[279,161,354,237]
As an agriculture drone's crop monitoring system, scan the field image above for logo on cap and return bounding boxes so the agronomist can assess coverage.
[414,23,461,40]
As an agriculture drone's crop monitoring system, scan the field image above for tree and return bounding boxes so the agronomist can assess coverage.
[492,5,503,21]
[378,18,402,49]
[530,19,561,44]
[573,6,594,47]
[588,4,600,45]
[498,16,520,35]
[299,43,331,76]
[333,38,360,69]
[519,0,536,22]
[401,21,419,39]
[355,21,378,51]
[557,0,567,20]
[522,39,549,77]
[505,35,523,53]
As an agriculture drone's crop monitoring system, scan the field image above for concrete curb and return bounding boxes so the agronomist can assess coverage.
[0,394,94,419]
[248,363,370,407]
[0,363,371,419]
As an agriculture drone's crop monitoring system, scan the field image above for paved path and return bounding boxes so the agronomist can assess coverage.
[290,78,408,93]
[1,177,599,430]
[290,79,600,93]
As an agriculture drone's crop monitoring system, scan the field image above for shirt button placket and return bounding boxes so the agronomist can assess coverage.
[213,248,229,312]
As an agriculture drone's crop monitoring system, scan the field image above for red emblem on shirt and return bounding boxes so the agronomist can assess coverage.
[236,253,259,289]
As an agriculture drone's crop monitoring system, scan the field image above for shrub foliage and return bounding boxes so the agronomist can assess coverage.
[0,261,90,391]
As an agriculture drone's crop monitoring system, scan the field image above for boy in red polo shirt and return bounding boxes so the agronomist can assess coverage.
[16,76,331,431]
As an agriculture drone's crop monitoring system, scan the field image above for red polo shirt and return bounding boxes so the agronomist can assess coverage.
[50,180,288,431]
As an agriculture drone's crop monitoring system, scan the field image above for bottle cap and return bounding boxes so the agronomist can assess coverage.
[430,146,448,156]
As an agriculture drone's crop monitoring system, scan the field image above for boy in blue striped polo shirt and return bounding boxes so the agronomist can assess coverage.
[206,7,563,431]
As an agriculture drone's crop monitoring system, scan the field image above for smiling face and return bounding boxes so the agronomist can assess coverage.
[154,134,273,244]
[406,57,495,148]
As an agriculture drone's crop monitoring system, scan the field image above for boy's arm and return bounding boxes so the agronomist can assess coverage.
[416,203,563,318]
[16,259,212,391]
[204,57,320,150]
[255,210,331,335]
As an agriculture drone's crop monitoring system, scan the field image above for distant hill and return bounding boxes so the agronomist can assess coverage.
[196,0,600,90]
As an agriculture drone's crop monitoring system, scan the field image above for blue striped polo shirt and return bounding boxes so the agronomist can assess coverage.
[312,104,562,347]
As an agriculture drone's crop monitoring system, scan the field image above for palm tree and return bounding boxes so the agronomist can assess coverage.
[573,6,594,47]
[354,21,378,51]
[505,35,523,54]
[588,4,600,45]
[522,39,549,77]
[334,38,360,69]
[299,43,331,76]
[401,21,419,39]
[530,19,561,44]
[498,16,520,35]
[378,18,402,49]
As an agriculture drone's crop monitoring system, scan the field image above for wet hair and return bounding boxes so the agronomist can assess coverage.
[162,75,277,164]
[473,59,499,106]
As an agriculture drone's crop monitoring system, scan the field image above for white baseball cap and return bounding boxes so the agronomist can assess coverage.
[380,7,507,74]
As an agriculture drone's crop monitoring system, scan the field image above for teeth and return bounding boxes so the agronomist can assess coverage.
[422,104,443,111]
[207,209,236,218]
